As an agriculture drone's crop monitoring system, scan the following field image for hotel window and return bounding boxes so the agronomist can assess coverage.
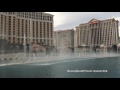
[8,37,11,41]
[36,39,38,43]
[13,37,15,42]
[33,39,35,42]
[4,16,6,34]
[9,12,12,14]
[109,22,111,25]
[50,17,53,21]
[22,38,23,43]
[43,16,45,20]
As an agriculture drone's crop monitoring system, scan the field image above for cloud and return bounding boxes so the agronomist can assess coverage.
[46,12,120,35]
[46,12,66,27]
[49,12,120,30]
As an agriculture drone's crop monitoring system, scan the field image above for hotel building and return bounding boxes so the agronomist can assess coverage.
[0,12,54,46]
[53,29,75,49]
[76,18,119,47]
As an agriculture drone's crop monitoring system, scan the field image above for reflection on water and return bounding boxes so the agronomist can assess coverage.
[0,57,120,78]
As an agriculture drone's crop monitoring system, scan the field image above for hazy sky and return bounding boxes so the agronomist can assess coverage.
[46,12,120,35]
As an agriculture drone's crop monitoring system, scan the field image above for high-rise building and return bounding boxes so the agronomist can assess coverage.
[53,29,75,49]
[0,12,54,46]
[76,18,119,47]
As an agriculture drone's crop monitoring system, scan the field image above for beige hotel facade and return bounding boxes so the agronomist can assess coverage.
[0,12,54,46]
[53,29,75,49]
[76,18,119,47]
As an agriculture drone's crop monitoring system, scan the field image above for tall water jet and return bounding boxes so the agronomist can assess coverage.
[74,31,77,56]
[29,19,33,60]
[24,32,26,58]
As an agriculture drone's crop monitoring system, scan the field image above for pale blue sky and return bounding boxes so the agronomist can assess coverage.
[46,12,120,35]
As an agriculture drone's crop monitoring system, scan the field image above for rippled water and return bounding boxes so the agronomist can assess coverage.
[0,56,120,78]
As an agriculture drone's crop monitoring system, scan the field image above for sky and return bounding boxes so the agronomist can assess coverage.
[46,12,120,36]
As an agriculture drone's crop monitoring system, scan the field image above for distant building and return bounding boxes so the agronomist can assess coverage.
[76,18,119,48]
[0,12,54,46]
[53,29,75,49]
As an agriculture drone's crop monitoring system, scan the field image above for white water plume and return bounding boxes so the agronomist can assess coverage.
[0,29,120,66]
[0,51,120,67]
